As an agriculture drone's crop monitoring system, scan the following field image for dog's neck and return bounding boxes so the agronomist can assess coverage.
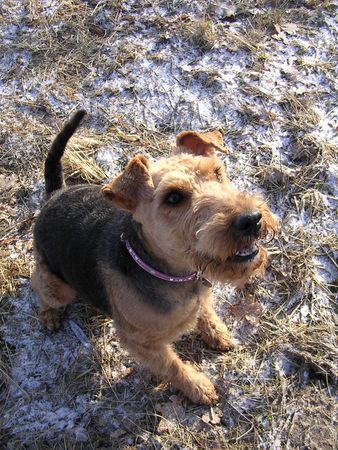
[124,217,197,279]
[122,220,212,287]
[122,235,198,283]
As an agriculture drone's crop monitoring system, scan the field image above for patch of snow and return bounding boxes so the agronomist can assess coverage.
[96,146,124,177]
[312,255,338,285]
[1,1,337,447]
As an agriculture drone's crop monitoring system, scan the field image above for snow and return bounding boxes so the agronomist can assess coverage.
[1,0,337,447]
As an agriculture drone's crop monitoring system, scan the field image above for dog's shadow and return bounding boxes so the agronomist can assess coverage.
[67,300,221,366]
[41,300,224,410]
[174,333,222,365]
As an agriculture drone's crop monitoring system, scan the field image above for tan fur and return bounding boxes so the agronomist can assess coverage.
[175,130,227,156]
[34,128,278,405]
[197,290,234,350]
[32,252,76,330]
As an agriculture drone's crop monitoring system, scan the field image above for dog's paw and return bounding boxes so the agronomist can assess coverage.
[200,322,235,351]
[185,372,218,405]
[175,365,218,405]
[202,329,235,351]
[39,308,63,331]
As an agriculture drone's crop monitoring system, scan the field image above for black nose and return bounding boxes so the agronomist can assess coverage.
[232,210,262,235]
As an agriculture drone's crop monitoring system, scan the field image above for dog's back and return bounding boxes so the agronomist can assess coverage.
[33,110,277,405]
[34,185,117,315]
[34,111,191,317]
[35,110,117,314]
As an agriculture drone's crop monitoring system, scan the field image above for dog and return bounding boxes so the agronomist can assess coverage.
[32,110,277,405]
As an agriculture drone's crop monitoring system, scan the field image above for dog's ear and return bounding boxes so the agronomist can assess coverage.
[175,130,226,157]
[102,155,153,211]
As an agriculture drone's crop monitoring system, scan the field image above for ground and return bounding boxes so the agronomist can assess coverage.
[0,0,337,449]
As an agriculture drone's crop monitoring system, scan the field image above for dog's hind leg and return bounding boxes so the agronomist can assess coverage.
[32,255,76,331]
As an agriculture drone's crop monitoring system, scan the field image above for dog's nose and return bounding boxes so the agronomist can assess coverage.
[232,210,262,235]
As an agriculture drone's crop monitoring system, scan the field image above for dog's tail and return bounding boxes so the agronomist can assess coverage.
[45,109,87,196]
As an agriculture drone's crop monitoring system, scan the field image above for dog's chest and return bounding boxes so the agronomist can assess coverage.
[166,287,204,333]
[107,270,208,341]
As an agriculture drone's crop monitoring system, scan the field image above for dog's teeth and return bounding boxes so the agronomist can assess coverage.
[235,245,257,257]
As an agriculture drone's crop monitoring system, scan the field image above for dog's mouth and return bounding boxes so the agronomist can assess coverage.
[232,243,259,262]
[193,226,276,271]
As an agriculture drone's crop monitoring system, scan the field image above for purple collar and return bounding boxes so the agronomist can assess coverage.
[121,234,211,286]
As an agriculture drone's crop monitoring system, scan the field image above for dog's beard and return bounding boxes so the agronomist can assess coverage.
[189,215,276,287]
[190,244,267,287]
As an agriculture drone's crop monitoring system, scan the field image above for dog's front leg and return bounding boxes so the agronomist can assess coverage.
[197,290,234,351]
[121,337,218,405]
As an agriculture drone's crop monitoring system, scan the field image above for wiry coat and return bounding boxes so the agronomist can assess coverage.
[32,111,277,404]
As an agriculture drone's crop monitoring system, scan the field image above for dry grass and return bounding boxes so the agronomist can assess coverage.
[224,28,263,53]
[181,18,217,51]
[291,133,336,165]
[63,136,108,184]
[0,0,337,448]
[281,93,321,134]
[106,118,170,157]
[256,314,337,382]
[266,225,337,312]
[0,248,31,299]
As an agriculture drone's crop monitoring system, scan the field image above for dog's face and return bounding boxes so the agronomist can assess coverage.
[102,131,277,286]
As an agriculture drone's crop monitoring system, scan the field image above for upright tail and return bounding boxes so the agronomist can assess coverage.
[44,109,87,196]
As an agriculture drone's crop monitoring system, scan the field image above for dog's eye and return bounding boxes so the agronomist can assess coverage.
[214,167,223,183]
[164,190,184,205]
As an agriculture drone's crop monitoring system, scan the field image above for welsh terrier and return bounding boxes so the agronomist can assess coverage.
[32,110,277,405]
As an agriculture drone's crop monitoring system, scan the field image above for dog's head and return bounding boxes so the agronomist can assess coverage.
[102,130,278,287]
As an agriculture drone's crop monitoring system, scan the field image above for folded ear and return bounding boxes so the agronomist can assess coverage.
[175,130,226,157]
[102,155,153,212]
